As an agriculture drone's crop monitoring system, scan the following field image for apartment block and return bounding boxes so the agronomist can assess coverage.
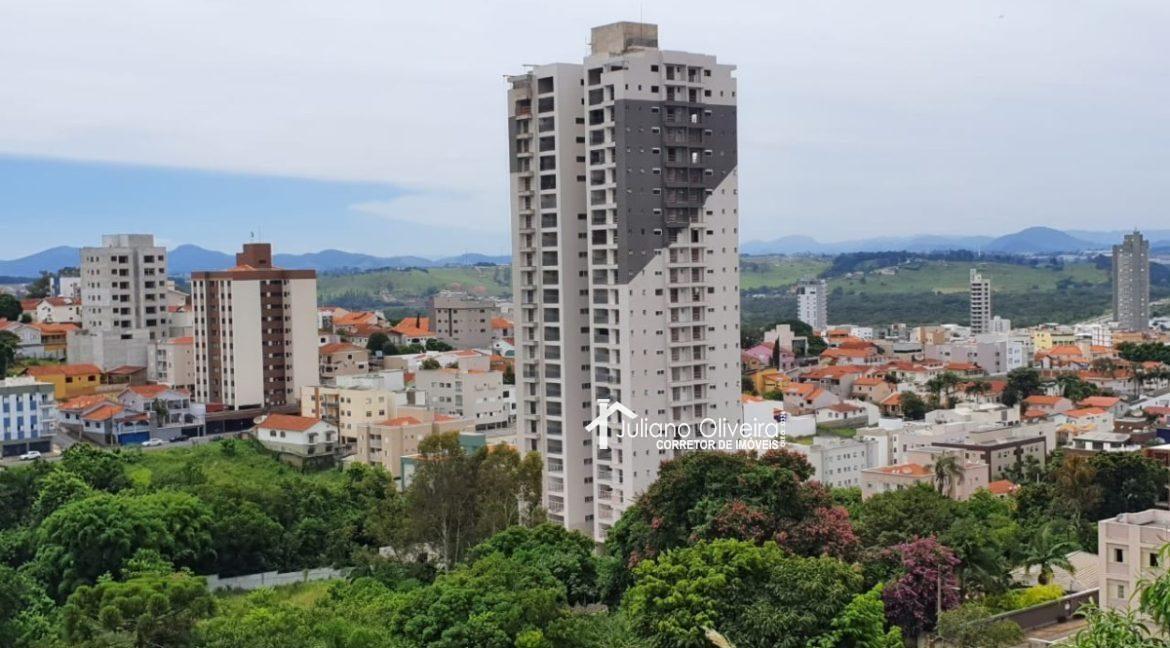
[969,269,991,336]
[147,336,196,392]
[80,234,169,339]
[0,377,55,457]
[300,379,406,447]
[191,244,317,409]
[1113,231,1150,331]
[508,22,741,539]
[414,367,512,431]
[429,291,502,349]
[787,435,881,488]
[1099,509,1170,614]
[796,278,828,331]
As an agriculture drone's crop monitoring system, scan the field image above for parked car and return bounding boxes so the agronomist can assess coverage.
[18,450,42,461]
[141,438,164,447]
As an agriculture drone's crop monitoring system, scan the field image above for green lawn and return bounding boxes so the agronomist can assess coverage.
[740,257,831,291]
[215,580,337,611]
[125,439,345,492]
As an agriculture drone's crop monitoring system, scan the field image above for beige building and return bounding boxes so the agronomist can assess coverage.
[191,243,318,409]
[861,457,989,500]
[1099,509,1170,614]
[147,336,195,392]
[356,407,474,477]
[300,381,406,447]
[318,342,369,381]
[414,367,512,431]
[430,291,502,349]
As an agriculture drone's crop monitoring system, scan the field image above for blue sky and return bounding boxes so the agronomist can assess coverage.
[2,1,1169,258]
[0,155,510,258]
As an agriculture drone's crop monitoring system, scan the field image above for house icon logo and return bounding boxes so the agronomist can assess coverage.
[586,398,638,450]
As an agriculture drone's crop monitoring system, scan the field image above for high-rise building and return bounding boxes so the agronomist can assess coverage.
[508,22,741,539]
[80,234,170,339]
[1112,231,1150,331]
[796,278,828,331]
[429,291,502,349]
[969,269,991,335]
[191,243,318,410]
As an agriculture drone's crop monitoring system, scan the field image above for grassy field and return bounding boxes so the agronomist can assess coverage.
[830,261,1104,295]
[317,266,511,309]
[215,580,336,611]
[125,440,345,492]
[739,257,831,291]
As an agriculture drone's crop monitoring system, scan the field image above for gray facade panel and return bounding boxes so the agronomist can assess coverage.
[612,99,737,282]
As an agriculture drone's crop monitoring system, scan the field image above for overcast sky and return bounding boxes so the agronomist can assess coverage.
[2,0,1169,257]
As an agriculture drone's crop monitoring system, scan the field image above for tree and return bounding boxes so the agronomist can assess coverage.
[1002,367,1042,408]
[419,358,442,370]
[937,602,1024,648]
[60,569,215,647]
[900,391,928,420]
[25,273,52,299]
[31,469,93,522]
[881,537,961,637]
[770,341,781,368]
[1020,523,1077,586]
[0,331,18,376]
[388,553,568,648]
[857,484,956,548]
[813,585,903,648]
[425,338,453,352]
[0,293,21,321]
[623,539,863,648]
[59,444,131,492]
[1088,452,1169,520]
[933,454,964,499]
[0,565,55,648]
[366,332,389,351]
[468,523,601,606]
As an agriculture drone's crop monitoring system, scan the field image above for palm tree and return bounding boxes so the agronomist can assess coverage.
[933,454,964,499]
[1021,524,1078,586]
[1053,455,1101,522]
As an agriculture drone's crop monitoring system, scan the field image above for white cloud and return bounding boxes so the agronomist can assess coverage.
[1,0,1169,239]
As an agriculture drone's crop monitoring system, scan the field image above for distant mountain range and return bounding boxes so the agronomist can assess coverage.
[0,244,512,278]
[741,226,1170,256]
[2,226,1168,278]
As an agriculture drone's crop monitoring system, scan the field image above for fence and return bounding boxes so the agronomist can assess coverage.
[204,566,351,592]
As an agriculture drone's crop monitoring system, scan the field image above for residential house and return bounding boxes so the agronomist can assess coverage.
[319,342,370,381]
[388,317,435,347]
[782,382,840,414]
[25,363,102,399]
[254,413,339,469]
[117,384,205,438]
[861,458,989,500]
[851,375,894,404]
[34,297,82,324]
[1023,394,1074,416]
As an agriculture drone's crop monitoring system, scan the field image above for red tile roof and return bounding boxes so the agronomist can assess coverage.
[380,416,424,427]
[1077,396,1121,409]
[1063,407,1107,419]
[168,336,194,345]
[1023,395,1066,406]
[258,413,321,432]
[319,342,365,355]
[987,480,1018,495]
[126,384,170,398]
[82,404,124,422]
[27,363,101,377]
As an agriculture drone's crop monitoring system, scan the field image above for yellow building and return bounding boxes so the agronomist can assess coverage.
[25,363,102,399]
[1031,330,1054,353]
[750,368,791,396]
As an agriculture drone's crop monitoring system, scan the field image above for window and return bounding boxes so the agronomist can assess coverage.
[1114,548,1126,563]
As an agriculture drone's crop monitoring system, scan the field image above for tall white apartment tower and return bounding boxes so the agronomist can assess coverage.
[508,22,742,540]
[1112,231,1150,332]
[969,269,992,336]
[80,234,169,339]
[796,278,828,331]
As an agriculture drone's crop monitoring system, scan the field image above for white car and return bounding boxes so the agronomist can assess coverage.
[141,438,165,447]
[18,450,42,461]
